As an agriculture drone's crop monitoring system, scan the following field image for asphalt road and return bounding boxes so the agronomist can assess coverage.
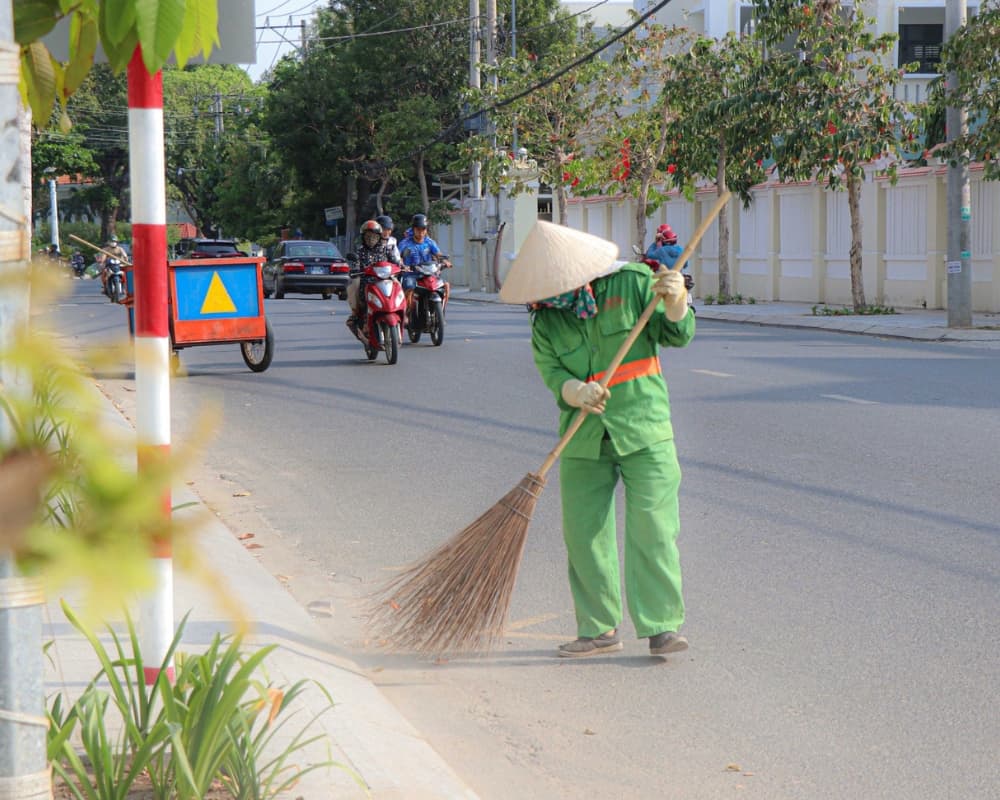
[47,281,1000,800]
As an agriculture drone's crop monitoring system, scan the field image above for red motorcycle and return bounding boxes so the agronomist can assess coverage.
[406,256,451,346]
[351,260,405,364]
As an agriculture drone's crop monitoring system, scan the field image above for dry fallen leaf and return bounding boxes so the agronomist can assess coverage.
[726,764,741,772]
[244,542,263,550]
[0,450,54,554]
[232,491,251,497]
[583,728,596,736]
[237,532,255,540]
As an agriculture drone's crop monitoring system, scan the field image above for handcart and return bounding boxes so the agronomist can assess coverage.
[128,257,275,373]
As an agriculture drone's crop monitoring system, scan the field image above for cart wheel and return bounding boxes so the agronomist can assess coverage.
[322,291,332,300]
[241,318,275,372]
[169,351,182,376]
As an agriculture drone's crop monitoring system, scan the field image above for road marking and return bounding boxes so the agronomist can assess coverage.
[505,613,560,631]
[691,368,734,377]
[820,393,879,405]
[502,631,569,642]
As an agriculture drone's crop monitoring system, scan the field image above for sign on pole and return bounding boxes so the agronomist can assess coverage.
[324,206,345,223]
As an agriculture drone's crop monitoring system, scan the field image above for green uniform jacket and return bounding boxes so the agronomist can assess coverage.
[531,262,695,460]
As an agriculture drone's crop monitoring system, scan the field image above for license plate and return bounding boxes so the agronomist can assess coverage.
[308,266,326,274]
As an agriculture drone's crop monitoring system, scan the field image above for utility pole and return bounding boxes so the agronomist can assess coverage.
[212,92,224,140]
[945,0,971,327]
[485,0,497,291]
[511,0,518,152]
[48,178,59,252]
[0,2,50,798]
[469,0,485,290]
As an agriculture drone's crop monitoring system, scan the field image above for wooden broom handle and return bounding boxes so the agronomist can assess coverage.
[536,191,732,480]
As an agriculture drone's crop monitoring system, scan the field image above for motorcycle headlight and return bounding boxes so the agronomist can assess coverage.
[373,265,393,279]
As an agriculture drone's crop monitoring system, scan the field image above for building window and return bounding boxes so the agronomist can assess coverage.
[899,23,943,73]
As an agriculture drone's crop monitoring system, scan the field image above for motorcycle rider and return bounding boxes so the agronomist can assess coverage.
[346,219,401,335]
[100,235,129,296]
[375,215,401,263]
[645,224,683,269]
[398,213,451,317]
[645,224,694,298]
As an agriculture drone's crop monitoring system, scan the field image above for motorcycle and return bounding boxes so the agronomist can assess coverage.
[405,256,451,346]
[70,252,86,278]
[348,258,406,365]
[105,257,127,304]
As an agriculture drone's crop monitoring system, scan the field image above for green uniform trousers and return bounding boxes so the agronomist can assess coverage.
[559,437,684,639]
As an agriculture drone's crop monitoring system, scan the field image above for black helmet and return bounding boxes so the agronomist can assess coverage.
[410,213,428,229]
[375,215,393,232]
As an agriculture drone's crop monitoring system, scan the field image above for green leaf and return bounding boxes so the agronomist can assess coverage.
[102,0,137,46]
[64,15,98,97]
[21,42,58,128]
[174,0,220,66]
[13,0,62,45]
[134,0,187,75]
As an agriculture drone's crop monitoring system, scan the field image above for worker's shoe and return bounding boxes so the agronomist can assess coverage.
[649,631,688,656]
[558,630,622,658]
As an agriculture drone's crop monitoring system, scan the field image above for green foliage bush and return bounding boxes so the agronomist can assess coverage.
[48,604,346,800]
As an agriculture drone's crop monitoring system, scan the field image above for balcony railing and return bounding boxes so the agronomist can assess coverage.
[893,74,937,105]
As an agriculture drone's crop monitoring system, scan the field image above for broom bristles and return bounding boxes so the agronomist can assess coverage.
[365,472,545,657]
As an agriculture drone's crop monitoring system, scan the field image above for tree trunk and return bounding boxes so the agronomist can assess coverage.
[847,169,866,311]
[375,175,389,216]
[345,173,357,252]
[717,138,730,300]
[635,177,651,253]
[1,8,50,794]
[416,152,429,214]
[555,183,568,226]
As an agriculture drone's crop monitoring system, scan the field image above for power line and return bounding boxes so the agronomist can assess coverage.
[386,0,676,169]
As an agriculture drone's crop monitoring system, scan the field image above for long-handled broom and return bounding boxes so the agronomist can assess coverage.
[366,191,732,658]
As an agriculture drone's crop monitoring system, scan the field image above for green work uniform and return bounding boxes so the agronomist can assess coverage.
[531,262,695,639]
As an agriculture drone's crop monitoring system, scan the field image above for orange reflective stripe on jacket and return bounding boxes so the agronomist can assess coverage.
[588,355,661,389]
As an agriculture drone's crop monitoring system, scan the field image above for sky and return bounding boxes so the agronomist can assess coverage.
[239,0,633,84]
[240,0,330,83]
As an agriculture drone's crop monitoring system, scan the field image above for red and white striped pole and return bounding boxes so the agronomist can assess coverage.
[127,48,174,684]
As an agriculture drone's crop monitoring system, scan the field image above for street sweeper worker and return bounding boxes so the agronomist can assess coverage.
[499,221,694,658]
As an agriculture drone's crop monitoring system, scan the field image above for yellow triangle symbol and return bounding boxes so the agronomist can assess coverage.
[200,272,237,314]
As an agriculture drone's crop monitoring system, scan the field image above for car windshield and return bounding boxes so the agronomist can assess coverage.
[285,242,342,258]
[197,242,238,254]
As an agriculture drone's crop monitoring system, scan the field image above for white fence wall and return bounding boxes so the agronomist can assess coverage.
[435,164,1000,312]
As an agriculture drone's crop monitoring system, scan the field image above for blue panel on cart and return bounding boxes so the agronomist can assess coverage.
[174,265,260,320]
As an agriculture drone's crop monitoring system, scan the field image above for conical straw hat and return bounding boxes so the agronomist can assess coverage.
[499,221,619,304]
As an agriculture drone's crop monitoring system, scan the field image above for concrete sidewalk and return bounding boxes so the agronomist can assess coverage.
[43,383,479,799]
[452,287,1000,344]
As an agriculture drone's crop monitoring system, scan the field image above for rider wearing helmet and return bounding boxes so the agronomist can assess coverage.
[398,213,451,315]
[644,223,694,301]
[100,234,129,297]
[374,215,401,263]
[346,220,401,334]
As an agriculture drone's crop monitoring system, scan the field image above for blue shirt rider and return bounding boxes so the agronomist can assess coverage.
[645,223,684,269]
[398,213,452,317]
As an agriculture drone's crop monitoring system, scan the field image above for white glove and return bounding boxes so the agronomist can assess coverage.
[561,379,611,414]
[653,268,689,322]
